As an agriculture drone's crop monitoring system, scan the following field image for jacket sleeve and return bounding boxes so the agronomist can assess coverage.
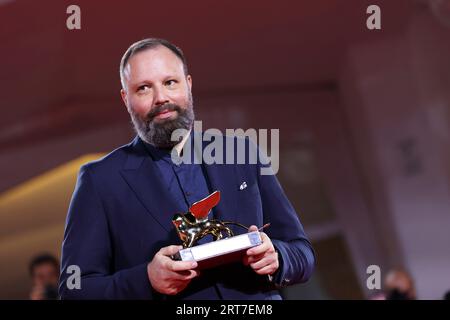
[255,146,316,287]
[59,165,154,299]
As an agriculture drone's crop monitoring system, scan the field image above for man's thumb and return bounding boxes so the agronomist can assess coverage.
[160,245,183,256]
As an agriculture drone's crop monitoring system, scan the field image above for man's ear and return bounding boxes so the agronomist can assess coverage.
[120,88,129,112]
[186,75,192,91]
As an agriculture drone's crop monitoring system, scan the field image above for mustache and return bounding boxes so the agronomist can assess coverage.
[146,103,182,121]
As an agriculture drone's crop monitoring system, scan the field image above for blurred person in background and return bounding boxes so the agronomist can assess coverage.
[383,268,416,300]
[29,253,60,300]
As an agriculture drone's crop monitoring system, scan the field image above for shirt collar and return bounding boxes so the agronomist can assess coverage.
[143,128,192,163]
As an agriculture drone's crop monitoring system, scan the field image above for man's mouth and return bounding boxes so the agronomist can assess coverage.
[154,109,177,120]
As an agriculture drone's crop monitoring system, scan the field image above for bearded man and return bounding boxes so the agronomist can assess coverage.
[59,38,315,300]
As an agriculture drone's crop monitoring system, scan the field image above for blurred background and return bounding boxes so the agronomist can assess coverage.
[1,0,450,299]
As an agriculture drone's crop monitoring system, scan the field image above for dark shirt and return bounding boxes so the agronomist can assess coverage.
[142,132,211,215]
[142,132,223,299]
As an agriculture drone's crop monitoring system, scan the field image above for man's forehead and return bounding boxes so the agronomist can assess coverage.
[124,46,184,80]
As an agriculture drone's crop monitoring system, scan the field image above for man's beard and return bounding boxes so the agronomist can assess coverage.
[129,94,195,149]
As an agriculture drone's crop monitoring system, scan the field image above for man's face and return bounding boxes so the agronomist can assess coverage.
[32,263,59,287]
[121,46,194,148]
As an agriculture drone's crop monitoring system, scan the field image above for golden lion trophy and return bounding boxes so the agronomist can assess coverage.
[171,191,268,268]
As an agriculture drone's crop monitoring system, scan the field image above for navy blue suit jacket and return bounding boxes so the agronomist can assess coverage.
[59,134,315,299]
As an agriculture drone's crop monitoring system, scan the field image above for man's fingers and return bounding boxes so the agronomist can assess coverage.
[247,240,272,256]
[170,269,201,281]
[167,259,198,272]
[243,252,265,265]
[174,269,192,277]
[159,245,183,256]
[248,225,258,232]
[250,255,277,271]
[259,232,270,241]
[254,264,278,275]
[190,269,201,279]
[159,245,198,270]
[148,246,201,296]
[181,269,201,280]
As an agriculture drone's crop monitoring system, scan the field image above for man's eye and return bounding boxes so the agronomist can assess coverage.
[165,80,177,86]
[137,85,150,92]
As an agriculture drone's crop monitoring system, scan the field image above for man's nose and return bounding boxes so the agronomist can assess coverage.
[153,86,170,106]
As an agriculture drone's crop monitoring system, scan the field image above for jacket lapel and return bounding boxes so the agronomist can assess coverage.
[199,134,240,226]
[120,134,241,233]
[120,137,180,232]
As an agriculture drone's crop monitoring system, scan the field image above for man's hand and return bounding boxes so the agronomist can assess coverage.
[147,245,200,295]
[243,225,279,275]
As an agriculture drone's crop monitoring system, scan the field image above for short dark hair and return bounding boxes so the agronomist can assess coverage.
[120,38,188,89]
[444,290,450,300]
[29,253,60,276]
